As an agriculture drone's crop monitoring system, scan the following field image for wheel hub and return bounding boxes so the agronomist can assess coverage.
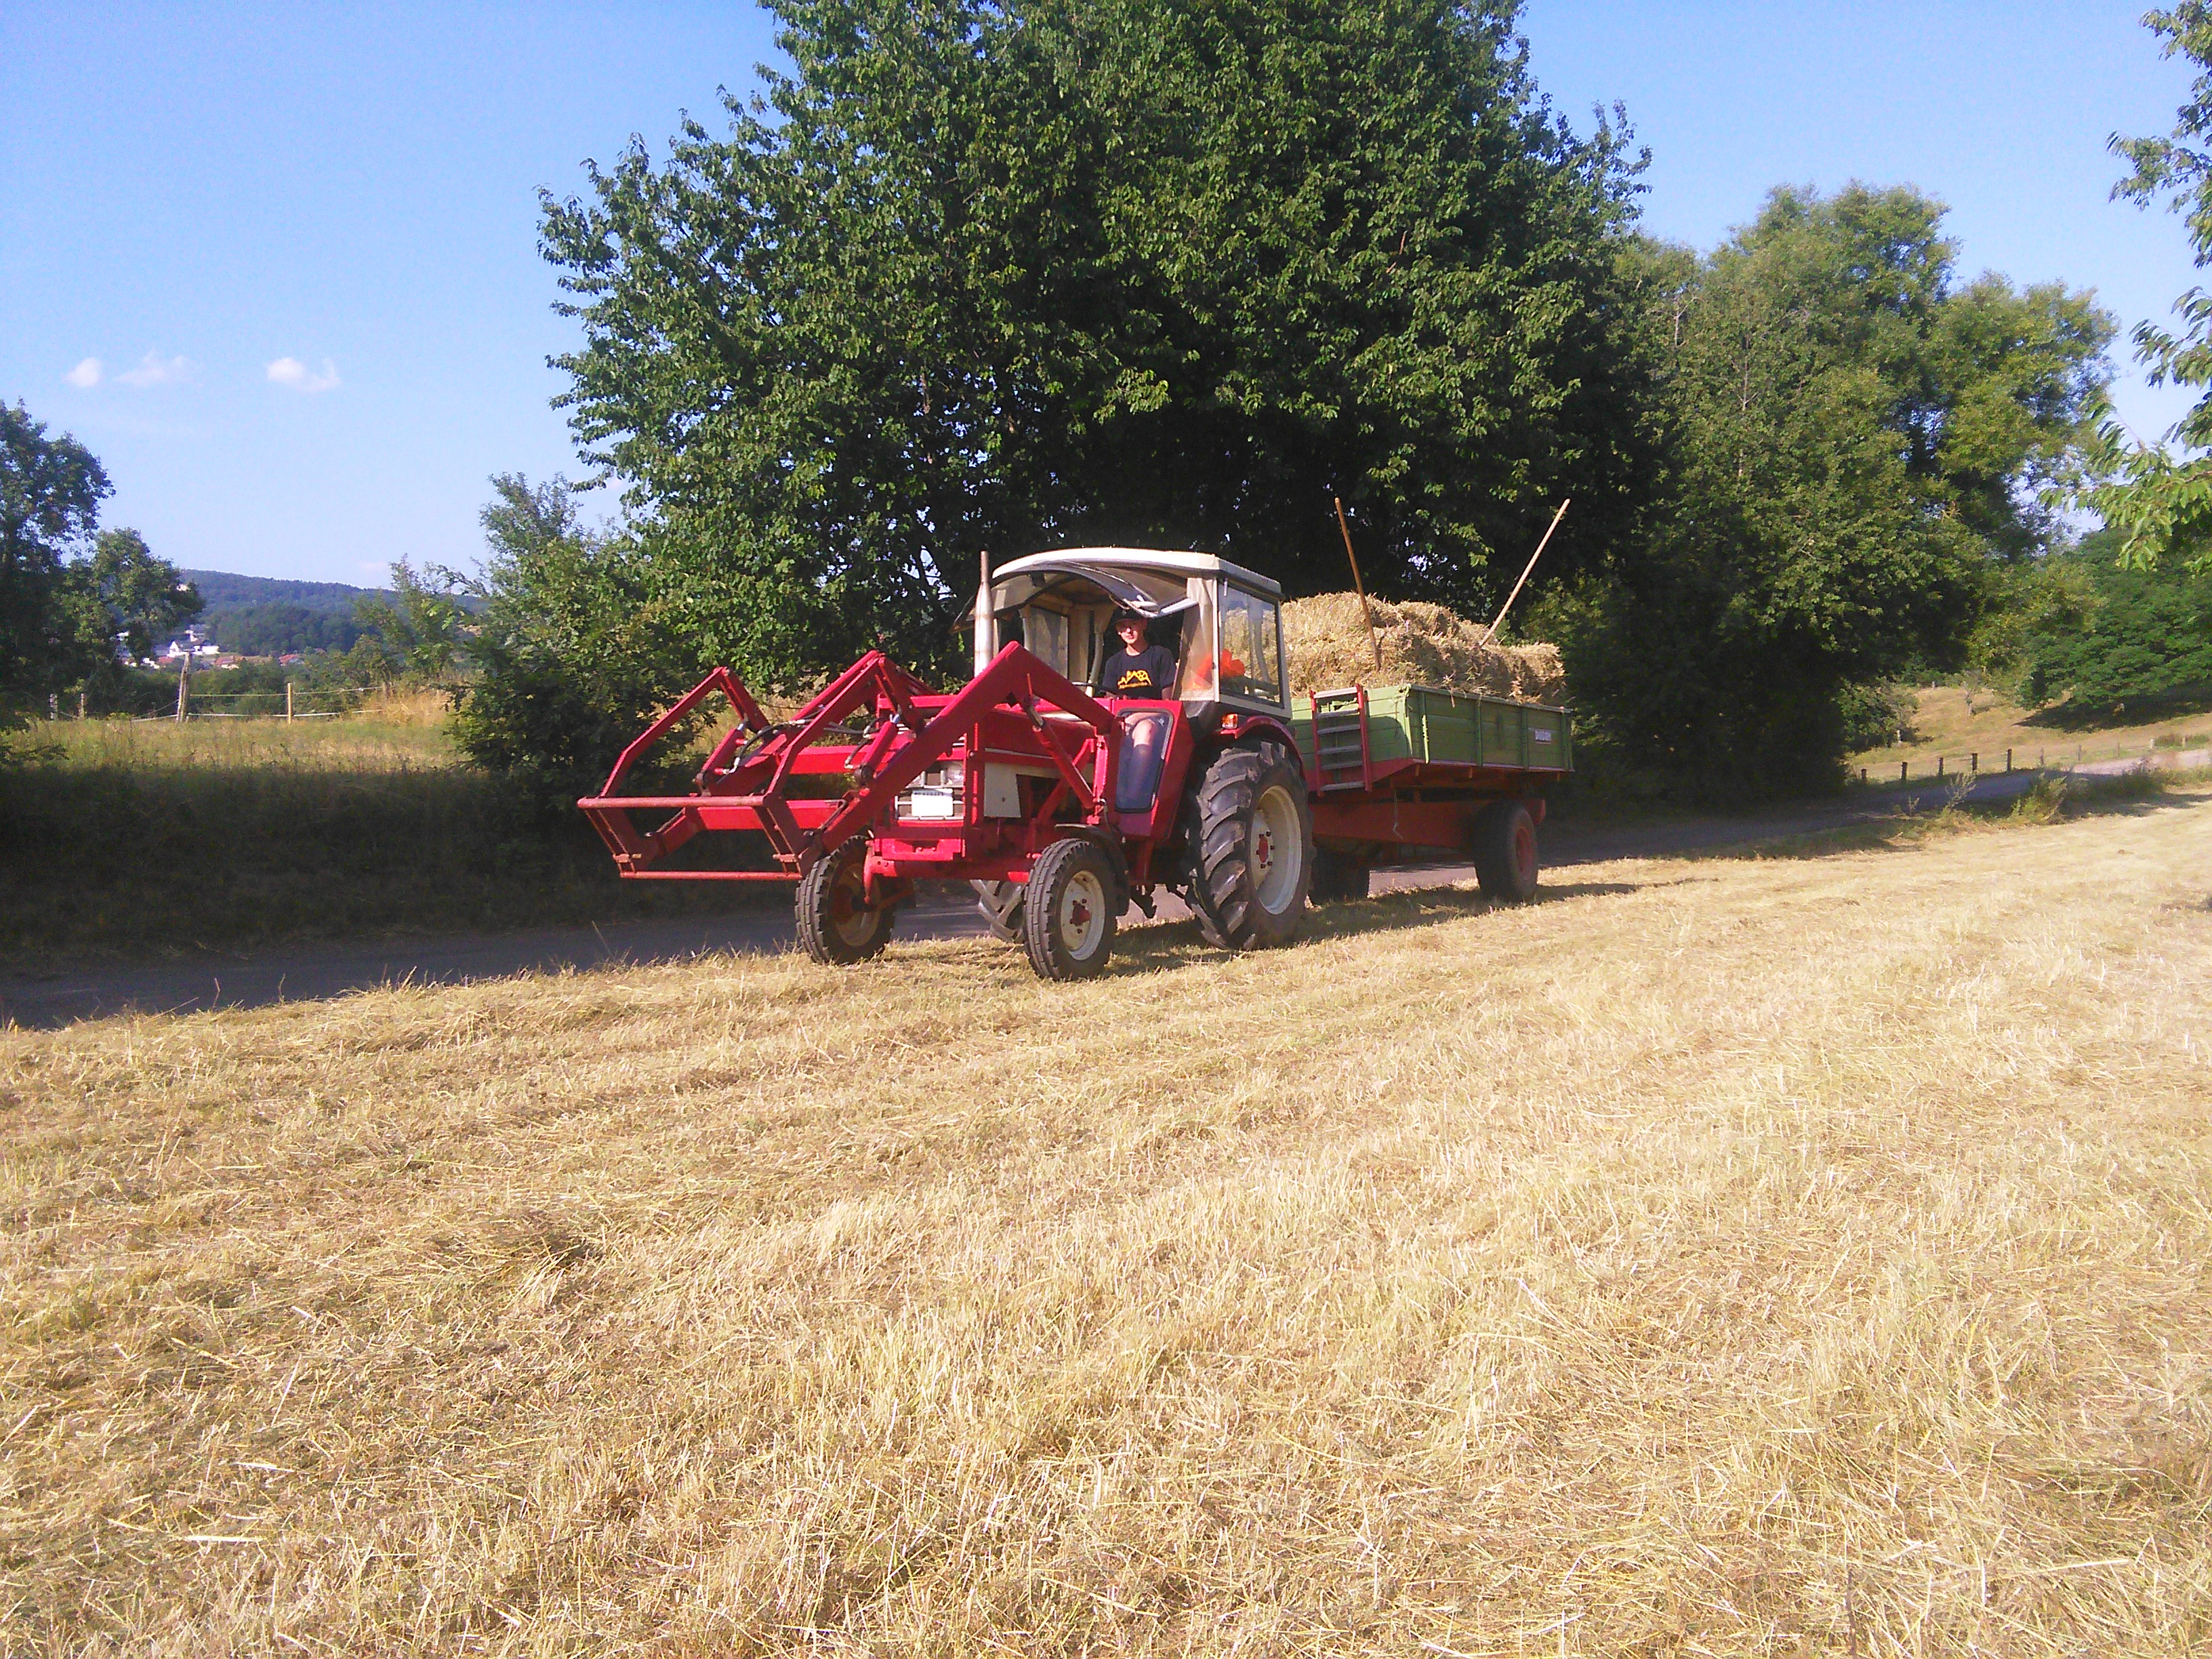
[1059,870,1107,956]
[1250,783,1303,915]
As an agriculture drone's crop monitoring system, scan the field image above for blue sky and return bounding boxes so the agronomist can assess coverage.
[0,1,2200,586]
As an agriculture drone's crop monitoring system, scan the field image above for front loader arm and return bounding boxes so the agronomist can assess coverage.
[806,643,1120,867]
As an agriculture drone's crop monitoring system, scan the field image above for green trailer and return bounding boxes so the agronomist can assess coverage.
[1288,682,1572,903]
[1292,683,1572,781]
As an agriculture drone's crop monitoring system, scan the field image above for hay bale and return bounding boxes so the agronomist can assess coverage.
[1282,592,1565,703]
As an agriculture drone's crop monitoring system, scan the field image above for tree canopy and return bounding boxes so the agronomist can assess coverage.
[2087,2,2212,575]
[2020,531,2212,710]
[544,0,1651,693]
[0,403,198,723]
[1547,186,2110,794]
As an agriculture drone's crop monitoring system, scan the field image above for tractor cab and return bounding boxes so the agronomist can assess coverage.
[975,548,1288,718]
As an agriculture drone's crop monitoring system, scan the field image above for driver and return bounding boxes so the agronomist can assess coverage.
[1094,609,1178,699]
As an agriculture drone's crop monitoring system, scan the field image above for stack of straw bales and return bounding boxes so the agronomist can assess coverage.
[1282,592,1566,703]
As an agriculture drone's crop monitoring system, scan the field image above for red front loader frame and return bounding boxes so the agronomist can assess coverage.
[577,643,1203,899]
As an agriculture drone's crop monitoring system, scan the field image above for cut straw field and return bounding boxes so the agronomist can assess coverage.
[5,789,2209,1654]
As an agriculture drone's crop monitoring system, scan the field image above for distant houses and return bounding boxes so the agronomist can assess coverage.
[152,626,239,669]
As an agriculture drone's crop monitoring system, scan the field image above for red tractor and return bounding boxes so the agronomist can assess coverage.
[579,549,1567,979]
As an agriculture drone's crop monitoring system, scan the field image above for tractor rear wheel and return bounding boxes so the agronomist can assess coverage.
[796,840,894,964]
[1471,800,1539,905]
[972,879,1025,942]
[1023,838,1118,981]
[1185,743,1313,949]
[1311,846,1372,904]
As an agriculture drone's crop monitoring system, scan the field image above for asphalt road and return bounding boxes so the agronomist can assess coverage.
[5,752,2196,1030]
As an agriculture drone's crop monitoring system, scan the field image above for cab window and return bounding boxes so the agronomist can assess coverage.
[1218,588,1282,705]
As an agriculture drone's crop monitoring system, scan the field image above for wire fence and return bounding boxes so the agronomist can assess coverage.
[1849,733,2212,787]
[45,684,421,722]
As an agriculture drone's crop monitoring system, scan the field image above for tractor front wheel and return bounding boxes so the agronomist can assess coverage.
[1186,743,1313,949]
[1471,800,1539,905]
[1023,838,1119,981]
[796,841,895,964]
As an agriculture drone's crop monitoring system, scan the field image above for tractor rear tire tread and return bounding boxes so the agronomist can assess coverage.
[1184,741,1313,950]
[972,879,1025,943]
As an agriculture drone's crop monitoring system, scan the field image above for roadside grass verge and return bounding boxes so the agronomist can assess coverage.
[1848,681,2212,773]
[4,794,2209,1653]
[0,713,764,969]
[1699,769,2212,863]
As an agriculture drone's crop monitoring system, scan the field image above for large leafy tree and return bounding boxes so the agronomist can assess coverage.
[2,401,112,712]
[2089,3,2212,574]
[1553,186,2111,795]
[62,529,204,704]
[0,403,199,722]
[542,0,1650,693]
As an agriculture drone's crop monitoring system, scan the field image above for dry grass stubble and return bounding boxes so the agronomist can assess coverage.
[5,792,2211,1654]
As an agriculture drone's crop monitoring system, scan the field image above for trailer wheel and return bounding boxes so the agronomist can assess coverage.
[1471,800,1539,905]
[796,841,894,964]
[1311,846,1372,904]
[1185,743,1313,949]
[1023,838,1118,981]
[971,879,1025,943]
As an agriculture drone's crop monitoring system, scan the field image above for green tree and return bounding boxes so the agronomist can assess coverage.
[2020,531,2212,709]
[1,405,201,724]
[448,476,699,819]
[353,560,465,683]
[1553,186,2112,795]
[2088,3,2212,574]
[62,529,203,705]
[1,401,112,714]
[542,0,1651,694]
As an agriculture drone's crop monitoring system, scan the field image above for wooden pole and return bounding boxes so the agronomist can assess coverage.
[1480,498,1571,647]
[286,680,294,722]
[176,657,189,722]
[1332,495,1383,672]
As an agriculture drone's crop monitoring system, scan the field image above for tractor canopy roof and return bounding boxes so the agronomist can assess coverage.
[989,548,1282,616]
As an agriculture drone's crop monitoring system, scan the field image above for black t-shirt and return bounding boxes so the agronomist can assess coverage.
[1096,643,1177,698]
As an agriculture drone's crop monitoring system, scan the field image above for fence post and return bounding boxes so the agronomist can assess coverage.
[175,659,189,722]
[1937,755,1944,779]
[1970,752,1978,773]
[1900,760,1908,782]
[77,689,86,720]
[2005,747,2011,773]
[286,680,294,722]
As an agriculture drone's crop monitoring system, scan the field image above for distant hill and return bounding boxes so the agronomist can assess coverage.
[176,569,480,657]
[180,569,396,657]
[180,569,394,613]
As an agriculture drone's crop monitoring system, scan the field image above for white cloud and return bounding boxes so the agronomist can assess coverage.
[266,356,341,393]
[64,357,103,388]
[117,349,192,388]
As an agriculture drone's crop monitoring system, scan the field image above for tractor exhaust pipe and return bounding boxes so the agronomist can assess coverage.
[972,548,997,678]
